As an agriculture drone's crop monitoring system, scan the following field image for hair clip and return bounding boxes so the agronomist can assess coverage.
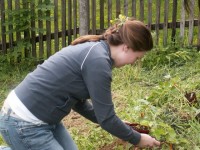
[110,14,129,32]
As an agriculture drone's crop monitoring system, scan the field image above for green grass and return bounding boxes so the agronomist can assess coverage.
[1,46,200,149]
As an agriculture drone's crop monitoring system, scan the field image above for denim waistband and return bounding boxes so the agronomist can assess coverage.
[1,101,22,119]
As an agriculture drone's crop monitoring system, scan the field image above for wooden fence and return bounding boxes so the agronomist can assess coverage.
[0,0,200,59]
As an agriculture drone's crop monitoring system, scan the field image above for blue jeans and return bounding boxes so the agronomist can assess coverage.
[0,110,78,150]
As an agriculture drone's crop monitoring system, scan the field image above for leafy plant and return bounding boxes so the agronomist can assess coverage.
[3,0,54,62]
[142,43,198,70]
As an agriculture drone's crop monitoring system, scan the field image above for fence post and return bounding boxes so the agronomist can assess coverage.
[22,0,31,58]
[180,0,185,45]
[188,0,194,46]
[171,0,177,43]
[92,0,97,34]
[155,0,160,45]
[163,0,169,46]
[79,0,89,36]
[1,0,7,54]
[61,0,66,47]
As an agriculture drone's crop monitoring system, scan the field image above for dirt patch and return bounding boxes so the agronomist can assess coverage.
[62,110,90,133]
[62,111,132,150]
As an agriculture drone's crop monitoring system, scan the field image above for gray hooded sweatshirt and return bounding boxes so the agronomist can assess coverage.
[14,40,141,145]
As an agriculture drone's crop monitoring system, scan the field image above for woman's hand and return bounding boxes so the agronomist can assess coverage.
[136,133,160,148]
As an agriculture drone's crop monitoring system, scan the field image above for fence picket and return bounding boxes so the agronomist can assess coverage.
[116,0,120,18]
[155,0,160,45]
[15,0,21,62]
[147,0,152,30]
[171,0,178,42]
[31,1,36,58]
[15,0,21,42]
[8,0,13,50]
[54,0,59,52]
[100,0,104,32]
[1,0,6,54]
[38,0,44,59]
[91,0,96,34]
[180,0,185,44]
[46,0,51,57]
[132,0,136,18]
[188,0,195,45]
[62,0,66,47]
[22,0,30,58]
[108,0,112,27]
[139,0,144,21]
[124,0,128,16]
[163,0,169,46]
[68,0,72,45]
[73,0,77,39]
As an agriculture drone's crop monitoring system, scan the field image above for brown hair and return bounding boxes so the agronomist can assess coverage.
[71,17,153,52]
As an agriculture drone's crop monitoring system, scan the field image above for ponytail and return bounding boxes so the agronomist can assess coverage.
[71,25,120,45]
[71,35,104,45]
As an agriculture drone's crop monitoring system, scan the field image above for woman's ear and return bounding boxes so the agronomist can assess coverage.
[123,44,129,52]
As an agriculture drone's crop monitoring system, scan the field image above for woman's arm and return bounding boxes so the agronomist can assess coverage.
[72,99,98,123]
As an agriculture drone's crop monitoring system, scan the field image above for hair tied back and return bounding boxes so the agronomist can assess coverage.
[110,14,129,32]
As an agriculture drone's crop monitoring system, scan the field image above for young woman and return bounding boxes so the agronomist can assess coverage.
[0,17,160,150]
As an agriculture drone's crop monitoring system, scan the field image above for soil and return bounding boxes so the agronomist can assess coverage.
[62,110,92,135]
[62,110,135,150]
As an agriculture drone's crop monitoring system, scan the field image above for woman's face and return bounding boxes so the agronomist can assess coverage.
[113,45,146,68]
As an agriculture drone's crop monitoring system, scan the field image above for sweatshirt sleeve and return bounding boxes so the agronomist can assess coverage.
[72,99,98,124]
[82,57,141,145]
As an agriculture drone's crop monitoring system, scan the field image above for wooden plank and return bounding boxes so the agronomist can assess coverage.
[108,0,112,27]
[147,0,152,30]
[171,0,177,42]
[46,0,51,57]
[73,0,77,39]
[15,0,21,62]
[87,0,90,31]
[1,0,7,54]
[124,0,128,16]
[15,0,21,42]
[62,0,66,47]
[79,0,89,36]
[188,0,194,45]
[54,0,59,52]
[139,0,144,21]
[163,0,169,46]
[68,0,72,44]
[198,1,200,50]
[31,1,36,58]
[132,0,136,18]
[100,0,104,31]
[8,0,13,50]
[92,0,96,34]
[22,0,30,58]
[155,0,160,45]
[116,0,120,18]
[180,0,185,44]
[38,0,44,59]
